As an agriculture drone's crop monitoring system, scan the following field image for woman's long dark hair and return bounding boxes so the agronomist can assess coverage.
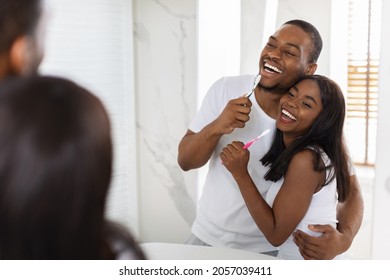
[0,76,144,259]
[261,75,350,202]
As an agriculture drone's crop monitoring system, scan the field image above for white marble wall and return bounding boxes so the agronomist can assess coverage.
[133,0,198,243]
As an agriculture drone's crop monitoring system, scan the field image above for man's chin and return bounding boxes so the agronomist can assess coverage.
[259,82,289,95]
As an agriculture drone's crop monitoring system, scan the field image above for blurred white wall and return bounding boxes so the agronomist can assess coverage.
[372,0,390,259]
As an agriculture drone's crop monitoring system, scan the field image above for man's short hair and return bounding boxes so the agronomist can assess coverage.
[283,19,323,63]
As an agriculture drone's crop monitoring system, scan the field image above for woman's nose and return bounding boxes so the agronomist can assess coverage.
[287,100,298,108]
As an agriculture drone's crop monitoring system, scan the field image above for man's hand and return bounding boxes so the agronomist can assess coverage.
[178,96,251,171]
[214,96,252,135]
[293,224,348,260]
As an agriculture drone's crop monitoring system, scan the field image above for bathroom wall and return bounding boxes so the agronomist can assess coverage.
[132,0,198,243]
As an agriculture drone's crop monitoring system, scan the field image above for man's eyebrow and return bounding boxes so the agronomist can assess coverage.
[269,36,301,51]
[269,35,276,41]
[286,42,301,51]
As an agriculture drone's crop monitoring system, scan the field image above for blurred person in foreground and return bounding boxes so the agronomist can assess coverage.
[0,76,145,259]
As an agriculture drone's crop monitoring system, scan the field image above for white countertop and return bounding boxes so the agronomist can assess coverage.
[140,242,279,260]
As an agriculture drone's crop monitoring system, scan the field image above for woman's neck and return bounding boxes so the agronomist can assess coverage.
[282,134,296,147]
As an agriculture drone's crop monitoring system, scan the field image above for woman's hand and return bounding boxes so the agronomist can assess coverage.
[220,141,250,180]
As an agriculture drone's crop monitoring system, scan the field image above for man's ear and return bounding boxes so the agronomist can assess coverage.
[9,36,30,75]
[305,63,317,75]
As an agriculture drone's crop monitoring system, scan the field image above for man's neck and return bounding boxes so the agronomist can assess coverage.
[254,87,286,119]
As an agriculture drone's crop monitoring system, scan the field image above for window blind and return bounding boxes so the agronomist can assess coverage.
[41,0,138,235]
[346,0,382,165]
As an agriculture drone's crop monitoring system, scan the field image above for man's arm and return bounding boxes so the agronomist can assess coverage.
[293,174,364,259]
[335,174,364,250]
[178,96,251,171]
[178,127,223,171]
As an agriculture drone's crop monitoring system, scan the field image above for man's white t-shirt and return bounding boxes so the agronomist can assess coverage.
[189,75,277,253]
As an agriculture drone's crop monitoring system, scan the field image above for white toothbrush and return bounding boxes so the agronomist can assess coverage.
[245,74,260,98]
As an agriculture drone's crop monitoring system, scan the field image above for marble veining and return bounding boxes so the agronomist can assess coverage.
[137,121,196,225]
[154,0,196,20]
[154,0,195,126]
[133,22,150,45]
[175,20,192,126]
[134,0,197,241]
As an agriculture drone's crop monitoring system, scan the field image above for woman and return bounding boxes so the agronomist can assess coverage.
[220,75,350,259]
[0,76,145,259]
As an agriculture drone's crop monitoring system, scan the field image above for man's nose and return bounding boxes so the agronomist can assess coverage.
[268,48,281,59]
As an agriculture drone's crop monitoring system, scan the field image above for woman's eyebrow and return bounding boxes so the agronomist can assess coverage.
[303,95,318,105]
[293,86,319,105]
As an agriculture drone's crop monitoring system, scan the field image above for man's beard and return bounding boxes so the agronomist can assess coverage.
[259,72,306,94]
[258,82,290,95]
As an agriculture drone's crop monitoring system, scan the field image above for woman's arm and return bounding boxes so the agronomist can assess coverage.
[221,142,324,246]
[293,174,363,259]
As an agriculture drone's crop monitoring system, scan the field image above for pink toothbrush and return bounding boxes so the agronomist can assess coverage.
[243,129,271,149]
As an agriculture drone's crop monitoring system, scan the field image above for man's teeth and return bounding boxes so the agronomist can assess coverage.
[265,63,282,73]
[282,109,297,121]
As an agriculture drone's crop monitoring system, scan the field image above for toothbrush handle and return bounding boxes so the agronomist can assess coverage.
[243,140,254,150]
[245,90,254,98]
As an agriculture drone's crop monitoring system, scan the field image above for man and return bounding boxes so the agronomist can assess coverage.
[178,19,363,259]
[0,0,46,80]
